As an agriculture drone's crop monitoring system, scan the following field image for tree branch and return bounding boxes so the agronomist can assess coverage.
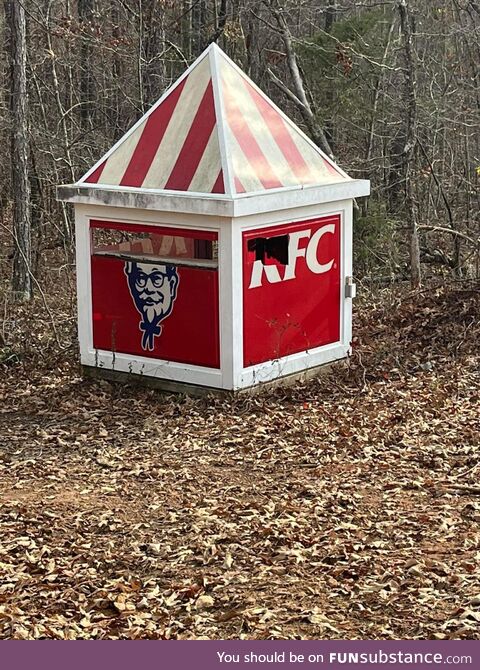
[418,225,480,247]
[266,67,309,114]
[261,0,334,158]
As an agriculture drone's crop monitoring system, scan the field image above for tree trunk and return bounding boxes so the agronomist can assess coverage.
[323,0,337,152]
[207,0,228,50]
[181,0,192,61]
[5,0,32,302]
[266,0,334,159]
[111,0,124,133]
[192,0,207,56]
[142,0,167,103]
[397,0,421,288]
[78,0,95,128]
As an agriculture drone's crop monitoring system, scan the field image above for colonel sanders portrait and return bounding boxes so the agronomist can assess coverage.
[124,261,179,351]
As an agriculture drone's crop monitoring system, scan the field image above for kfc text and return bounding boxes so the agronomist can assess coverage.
[248,223,336,288]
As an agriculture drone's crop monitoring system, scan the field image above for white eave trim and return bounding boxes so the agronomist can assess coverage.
[57,184,235,216]
[57,179,370,217]
[232,180,370,216]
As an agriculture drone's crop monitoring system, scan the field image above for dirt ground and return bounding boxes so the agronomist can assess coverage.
[0,278,479,639]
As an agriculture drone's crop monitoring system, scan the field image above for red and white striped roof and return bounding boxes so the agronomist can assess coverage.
[79,44,349,196]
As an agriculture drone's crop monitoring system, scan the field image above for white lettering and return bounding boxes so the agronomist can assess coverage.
[248,259,282,288]
[305,223,335,274]
[248,223,336,288]
[217,652,239,663]
[283,229,311,280]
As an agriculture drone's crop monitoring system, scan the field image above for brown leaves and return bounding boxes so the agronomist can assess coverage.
[0,282,479,639]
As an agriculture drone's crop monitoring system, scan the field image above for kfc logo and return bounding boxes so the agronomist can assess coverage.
[125,261,179,351]
[249,223,335,289]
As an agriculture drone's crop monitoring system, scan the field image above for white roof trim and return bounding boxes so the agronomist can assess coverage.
[57,179,370,217]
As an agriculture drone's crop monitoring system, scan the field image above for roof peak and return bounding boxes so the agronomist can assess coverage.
[79,44,348,196]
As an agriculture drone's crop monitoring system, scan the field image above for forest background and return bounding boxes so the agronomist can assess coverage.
[1,0,479,301]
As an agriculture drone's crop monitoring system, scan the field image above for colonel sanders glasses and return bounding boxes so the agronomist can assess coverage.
[133,269,168,290]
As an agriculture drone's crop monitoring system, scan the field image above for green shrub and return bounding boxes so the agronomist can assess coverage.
[354,200,401,279]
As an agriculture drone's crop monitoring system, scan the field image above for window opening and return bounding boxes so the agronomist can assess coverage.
[91,227,218,270]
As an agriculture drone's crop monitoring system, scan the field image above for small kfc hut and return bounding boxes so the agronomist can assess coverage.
[57,44,369,393]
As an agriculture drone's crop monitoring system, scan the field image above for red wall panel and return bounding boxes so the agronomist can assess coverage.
[243,216,341,367]
[90,228,220,369]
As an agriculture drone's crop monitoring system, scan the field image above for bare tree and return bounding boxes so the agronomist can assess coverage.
[262,0,335,158]
[397,0,421,288]
[78,0,95,128]
[4,0,32,301]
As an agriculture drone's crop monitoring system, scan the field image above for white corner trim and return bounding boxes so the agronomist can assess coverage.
[209,44,235,197]
[237,342,349,389]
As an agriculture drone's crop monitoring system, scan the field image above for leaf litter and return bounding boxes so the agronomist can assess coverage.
[0,281,479,639]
